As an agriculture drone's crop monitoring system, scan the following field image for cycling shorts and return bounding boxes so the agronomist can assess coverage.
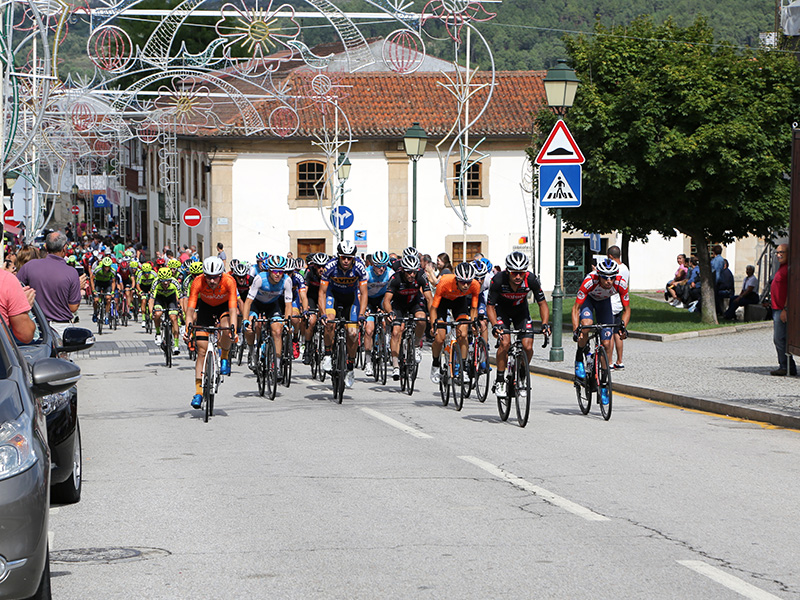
[195,298,230,328]
[390,296,427,324]
[95,280,113,294]
[153,295,180,314]
[495,307,535,339]
[249,299,283,322]
[366,296,384,320]
[578,296,615,341]
[325,290,360,322]
[434,296,471,322]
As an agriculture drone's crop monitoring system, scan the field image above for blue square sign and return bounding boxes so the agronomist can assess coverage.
[539,164,581,207]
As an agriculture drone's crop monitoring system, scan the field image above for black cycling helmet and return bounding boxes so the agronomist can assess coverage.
[310,253,329,267]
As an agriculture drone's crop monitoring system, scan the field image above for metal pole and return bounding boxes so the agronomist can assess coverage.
[550,208,564,362]
[338,182,344,242]
[412,158,417,248]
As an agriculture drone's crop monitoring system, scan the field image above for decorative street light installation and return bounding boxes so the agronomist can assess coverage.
[336,152,351,242]
[542,59,580,362]
[403,122,428,249]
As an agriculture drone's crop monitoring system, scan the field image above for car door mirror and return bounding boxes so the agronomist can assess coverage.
[57,328,95,353]
[30,358,81,397]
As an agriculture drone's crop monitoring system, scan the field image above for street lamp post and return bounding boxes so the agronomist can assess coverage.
[543,59,580,362]
[71,184,79,237]
[403,122,428,248]
[336,153,351,243]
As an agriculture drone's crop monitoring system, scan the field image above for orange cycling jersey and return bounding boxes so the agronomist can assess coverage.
[432,274,480,309]
[188,272,238,311]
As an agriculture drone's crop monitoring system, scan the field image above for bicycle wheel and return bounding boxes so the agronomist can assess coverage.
[237,338,245,366]
[355,323,365,370]
[497,371,512,422]
[163,327,172,368]
[333,337,346,404]
[145,312,153,334]
[515,358,531,428]
[203,349,214,423]
[451,350,464,411]
[406,334,418,396]
[282,330,293,388]
[256,333,266,396]
[316,329,327,383]
[266,337,278,400]
[439,352,450,407]
[597,345,613,421]
[97,304,104,335]
[474,338,490,403]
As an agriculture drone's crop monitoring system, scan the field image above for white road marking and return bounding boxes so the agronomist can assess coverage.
[677,560,784,600]
[459,455,609,522]
[360,407,433,439]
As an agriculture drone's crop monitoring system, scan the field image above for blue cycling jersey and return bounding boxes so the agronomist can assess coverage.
[321,258,367,295]
[247,273,293,304]
[366,265,393,298]
[290,272,306,301]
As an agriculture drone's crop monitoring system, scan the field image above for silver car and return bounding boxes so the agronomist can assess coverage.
[0,318,82,600]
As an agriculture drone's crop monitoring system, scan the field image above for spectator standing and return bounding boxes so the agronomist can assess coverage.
[723,265,759,321]
[217,242,227,268]
[715,259,735,316]
[607,245,630,369]
[770,244,796,376]
[0,268,35,343]
[16,231,82,339]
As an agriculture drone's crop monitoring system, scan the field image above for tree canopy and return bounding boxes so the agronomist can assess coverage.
[534,16,800,322]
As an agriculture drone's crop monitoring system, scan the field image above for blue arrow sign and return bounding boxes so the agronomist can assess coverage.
[93,194,108,208]
[590,233,601,253]
[539,164,581,207]
[331,205,354,230]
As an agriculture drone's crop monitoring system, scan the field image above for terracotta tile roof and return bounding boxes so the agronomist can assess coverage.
[200,70,546,140]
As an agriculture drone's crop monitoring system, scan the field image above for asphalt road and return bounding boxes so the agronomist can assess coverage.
[50,319,800,599]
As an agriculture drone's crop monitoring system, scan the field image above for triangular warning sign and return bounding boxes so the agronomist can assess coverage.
[543,169,578,203]
[535,120,584,165]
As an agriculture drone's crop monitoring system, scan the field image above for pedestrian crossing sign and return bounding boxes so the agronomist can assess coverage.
[539,164,581,207]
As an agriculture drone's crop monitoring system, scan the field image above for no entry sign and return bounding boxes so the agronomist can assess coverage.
[2,209,20,228]
[71,205,80,215]
[182,207,203,228]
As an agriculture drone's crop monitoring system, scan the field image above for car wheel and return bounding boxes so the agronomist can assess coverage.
[51,420,81,504]
[25,546,51,600]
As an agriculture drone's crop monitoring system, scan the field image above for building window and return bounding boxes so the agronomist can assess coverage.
[451,241,483,265]
[297,161,326,199]
[454,161,481,199]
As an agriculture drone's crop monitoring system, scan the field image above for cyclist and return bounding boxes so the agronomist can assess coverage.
[486,251,551,399]
[319,241,368,389]
[180,261,203,316]
[117,260,136,319]
[301,253,327,365]
[571,258,630,394]
[472,258,493,342]
[149,267,181,355]
[230,261,253,360]
[91,256,118,324]
[185,256,239,409]
[249,252,269,278]
[287,258,309,360]
[382,253,432,381]
[362,250,394,377]
[429,261,481,384]
[136,262,157,326]
[242,255,293,374]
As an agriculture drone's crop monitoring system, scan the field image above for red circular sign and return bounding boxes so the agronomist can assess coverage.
[182,207,203,228]
[3,209,21,228]
[71,205,80,215]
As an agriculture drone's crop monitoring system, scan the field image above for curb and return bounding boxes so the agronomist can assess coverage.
[526,363,800,430]
[546,320,772,342]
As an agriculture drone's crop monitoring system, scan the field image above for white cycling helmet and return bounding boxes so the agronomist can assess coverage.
[400,254,420,271]
[203,256,225,276]
[596,258,620,277]
[454,261,476,282]
[505,251,529,272]
[337,240,357,256]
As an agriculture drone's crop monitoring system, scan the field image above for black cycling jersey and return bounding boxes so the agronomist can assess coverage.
[305,266,322,296]
[487,270,546,309]
[386,270,430,308]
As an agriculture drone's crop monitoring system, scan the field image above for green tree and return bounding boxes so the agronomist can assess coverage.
[535,16,800,323]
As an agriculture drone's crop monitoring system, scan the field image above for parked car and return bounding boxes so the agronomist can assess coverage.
[0,317,82,600]
[16,302,93,504]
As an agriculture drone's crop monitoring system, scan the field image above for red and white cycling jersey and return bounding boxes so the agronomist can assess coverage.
[575,272,630,306]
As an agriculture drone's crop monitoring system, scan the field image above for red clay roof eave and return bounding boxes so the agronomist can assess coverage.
[187,132,536,143]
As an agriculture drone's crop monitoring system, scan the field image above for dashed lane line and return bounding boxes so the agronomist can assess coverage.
[359,407,433,439]
[677,560,784,600]
[459,455,609,522]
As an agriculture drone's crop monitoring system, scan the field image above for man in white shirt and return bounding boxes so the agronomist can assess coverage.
[722,264,759,321]
[607,245,630,369]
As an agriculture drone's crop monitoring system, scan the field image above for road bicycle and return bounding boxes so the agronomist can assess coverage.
[494,326,549,428]
[252,316,279,400]
[354,318,367,370]
[131,291,140,323]
[327,316,350,404]
[437,321,466,411]
[93,291,114,335]
[396,314,426,396]
[574,323,619,421]
[189,324,232,423]
[234,321,246,366]
[309,311,326,382]
[160,314,177,368]
[464,322,491,404]
[108,292,120,331]
[369,311,389,386]
[119,292,129,327]
[280,321,293,388]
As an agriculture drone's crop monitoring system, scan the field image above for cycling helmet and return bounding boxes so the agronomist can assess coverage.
[337,240,357,257]
[155,257,166,267]
[141,262,153,272]
[231,262,249,277]
[402,246,417,258]
[100,256,113,267]
[267,255,288,271]
[400,254,420,271]
[310,253,329,267]
[255,251,269,263]
[167,258,181,270]
[130,260,140,269]
[454,261,476,282]
[372,250,390,267]
[157,267,173,280]
[505,251,529,272]
[66,255,77,264]
[596,258,620,277]
[472,259,489,279]
[189,261,204,275]
[229,258,241,270]
[119,261,129,270]
[294,257,305,270]
[203,256,225,276]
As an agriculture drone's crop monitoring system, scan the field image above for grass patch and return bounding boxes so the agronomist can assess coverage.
[530,293,737,335]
